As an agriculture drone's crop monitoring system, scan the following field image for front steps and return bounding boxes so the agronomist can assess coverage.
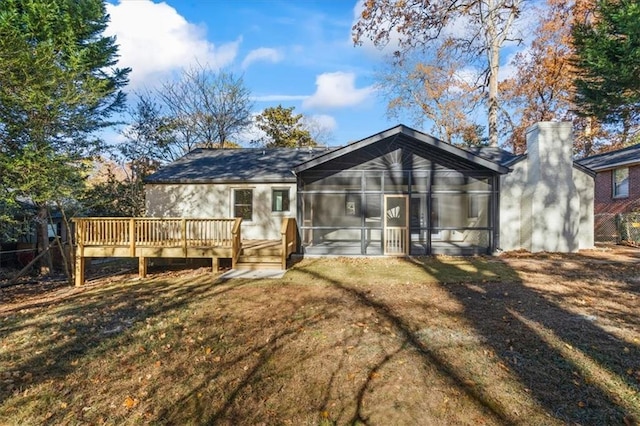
[235,240,284,270]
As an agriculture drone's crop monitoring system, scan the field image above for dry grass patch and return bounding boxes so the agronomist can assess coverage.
[0,248,638,425]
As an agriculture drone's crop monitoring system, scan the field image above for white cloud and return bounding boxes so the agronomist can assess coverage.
[308,114,337,132]
[303,72,375,109]
[105,0,240,89]
[241,47,283,69]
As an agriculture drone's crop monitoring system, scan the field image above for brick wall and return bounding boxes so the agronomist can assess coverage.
[594,164,640,215]
[593,164,640,241]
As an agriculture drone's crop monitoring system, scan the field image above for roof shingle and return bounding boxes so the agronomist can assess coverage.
[144,147,335,183]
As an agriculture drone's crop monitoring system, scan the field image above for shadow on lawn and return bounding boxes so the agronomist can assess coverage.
[407,255,639,424]
[2,255,638,425]
[286,256,639,425]
[0,270,244,407]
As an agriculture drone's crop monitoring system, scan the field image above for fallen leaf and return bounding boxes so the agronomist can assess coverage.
[123,396,139,409]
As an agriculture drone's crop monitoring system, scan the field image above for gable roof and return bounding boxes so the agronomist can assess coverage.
[144,147,335,184]
[293,125,514,174]
[577,143,640,171]
[146,125,523,184]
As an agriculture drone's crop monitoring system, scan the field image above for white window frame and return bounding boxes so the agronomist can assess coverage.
[272,188,290,213]
[613,167,629,198]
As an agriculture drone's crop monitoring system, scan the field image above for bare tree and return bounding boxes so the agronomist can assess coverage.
[158,64,253,149]
[353,0,524,147]
[301,116,335,146]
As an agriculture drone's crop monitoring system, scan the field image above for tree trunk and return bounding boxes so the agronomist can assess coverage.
[36,204,52,275]
[487,0,500,147]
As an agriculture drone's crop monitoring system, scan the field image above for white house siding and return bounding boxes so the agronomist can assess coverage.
[574,167,595,249]
[499,159,527,251]
[145,183,297,240]
[499,122,594,252]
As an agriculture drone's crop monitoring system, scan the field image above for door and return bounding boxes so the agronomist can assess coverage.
[384,195,408,255]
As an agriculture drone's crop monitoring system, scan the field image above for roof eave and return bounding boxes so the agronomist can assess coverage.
[572,162,596,177]
[582,159,640,172]
[144,177,296,185]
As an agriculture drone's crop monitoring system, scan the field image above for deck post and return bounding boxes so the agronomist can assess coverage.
[139,256,147,278]
[231,218,242,269]
[129,218,136,257]
[181,218,187,257]
[74,219,86,286]
[74,256,85,286]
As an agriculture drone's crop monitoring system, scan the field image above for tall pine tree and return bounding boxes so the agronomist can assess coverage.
[0,0,130,273]
[573,0,640,144]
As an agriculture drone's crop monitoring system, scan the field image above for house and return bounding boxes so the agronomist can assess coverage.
[144,122,595,256]
[577,143,640,242]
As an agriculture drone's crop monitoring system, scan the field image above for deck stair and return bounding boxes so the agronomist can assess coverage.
[235,240,284,270]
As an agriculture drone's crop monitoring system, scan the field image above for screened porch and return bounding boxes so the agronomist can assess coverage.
[294,133,503,256]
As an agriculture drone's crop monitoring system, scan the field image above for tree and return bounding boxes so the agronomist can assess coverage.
[573,0,640,145]
[254,105,316,148]
[353,0,524,146]
[80,159,143,217]
[0,0,130,273]
[376,54,485,144]
[302,116,335,146]
[500,0,577,153]
[158,64,253,149]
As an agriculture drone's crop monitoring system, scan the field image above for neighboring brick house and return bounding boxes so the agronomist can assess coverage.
[578,144,640,241]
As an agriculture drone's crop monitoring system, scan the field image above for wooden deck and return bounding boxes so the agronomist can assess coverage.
[72,217,297,285]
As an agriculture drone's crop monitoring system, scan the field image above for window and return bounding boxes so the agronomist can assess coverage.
[272,188,290,212]
[234,189,253,220]
[613,168,629,198]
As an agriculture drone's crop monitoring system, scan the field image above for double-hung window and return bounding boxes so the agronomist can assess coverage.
[234,189,253,220]
[272,188,290,212]
[613,168,629,198]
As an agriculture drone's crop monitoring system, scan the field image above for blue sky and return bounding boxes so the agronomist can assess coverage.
[104,0,532,146]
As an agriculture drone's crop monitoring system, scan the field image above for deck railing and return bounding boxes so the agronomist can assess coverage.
[281,217,297,269]
[231,218,242,269]
[73,217,241,256]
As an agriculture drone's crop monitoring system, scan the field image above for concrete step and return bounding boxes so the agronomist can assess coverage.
[238,255,281,263]
[235,261,283,270]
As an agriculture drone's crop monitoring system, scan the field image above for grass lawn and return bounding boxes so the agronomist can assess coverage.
[1,247,639,425]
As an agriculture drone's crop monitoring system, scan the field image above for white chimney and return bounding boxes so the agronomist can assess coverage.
[521,122,580,252]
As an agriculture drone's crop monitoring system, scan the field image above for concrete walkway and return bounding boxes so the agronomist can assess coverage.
[219,269,286,280]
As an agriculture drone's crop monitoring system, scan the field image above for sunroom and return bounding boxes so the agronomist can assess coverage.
[293,126,511,256]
